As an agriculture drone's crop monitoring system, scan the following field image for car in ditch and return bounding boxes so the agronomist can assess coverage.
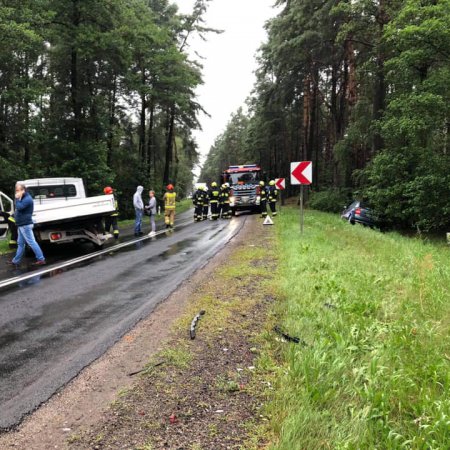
[341,200,380,228]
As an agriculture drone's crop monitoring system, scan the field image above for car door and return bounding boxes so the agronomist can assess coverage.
[0,191,14,239]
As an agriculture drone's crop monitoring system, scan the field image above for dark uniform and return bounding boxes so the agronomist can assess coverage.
[220,184,231,219]
[202,189,209,220]
[193,187,205,222]
[104,187,119,239]
[268,181,278,216]
[259,181,268,218]
[209,182,220,220]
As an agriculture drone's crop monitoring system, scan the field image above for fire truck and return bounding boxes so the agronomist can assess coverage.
[222,164,262,216]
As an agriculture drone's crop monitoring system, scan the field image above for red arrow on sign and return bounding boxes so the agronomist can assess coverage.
[275,178,285,190]
[291,161,312,185]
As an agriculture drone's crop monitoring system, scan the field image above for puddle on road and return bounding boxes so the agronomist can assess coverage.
[157,239,194,260]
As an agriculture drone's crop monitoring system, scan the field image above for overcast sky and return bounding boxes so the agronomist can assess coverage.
[174,0,277,171]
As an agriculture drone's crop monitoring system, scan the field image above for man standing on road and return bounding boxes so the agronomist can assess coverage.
[103,186,120,239]
[220,183,231,219]
[202,186,209,220]
[193,185,204,222]
[146,190,157,236]
[8,183,45,266]
[163,184,176,230]
[268,180,278,217]
[209,182,220,220]
[259,180,268,218]
[133,185,144,236]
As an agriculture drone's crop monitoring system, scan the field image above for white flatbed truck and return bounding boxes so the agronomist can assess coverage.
[0,178,116,247]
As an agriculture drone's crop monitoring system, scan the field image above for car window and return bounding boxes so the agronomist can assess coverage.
[28,184,77,199]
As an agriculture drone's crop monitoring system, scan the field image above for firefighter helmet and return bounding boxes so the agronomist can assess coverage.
[166,184,174,191]
[211,182,217,188]
[269,180,275,186]
[103,186,113,195]
[259,181,265,186]
[225,182,230,188]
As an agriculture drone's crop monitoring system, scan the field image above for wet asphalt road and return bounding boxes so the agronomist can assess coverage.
[0,212,246,430]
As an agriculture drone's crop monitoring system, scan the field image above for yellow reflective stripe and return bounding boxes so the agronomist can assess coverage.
[8,216,15,223]
[165,192,177,209]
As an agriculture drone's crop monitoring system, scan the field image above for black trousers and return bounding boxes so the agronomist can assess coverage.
[221,203,229,218]
[105,215,119,238]
[194,204,203,221]
[202,205,209,219]
[210,202,219,219]
[260,200,268,217]
[269,201,277,215]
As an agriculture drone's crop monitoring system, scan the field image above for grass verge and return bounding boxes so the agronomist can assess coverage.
[261,207,450,448]
[71,219,278,449]
[0,236,12,255]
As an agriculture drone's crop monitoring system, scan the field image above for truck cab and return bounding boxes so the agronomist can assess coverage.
[222,164,262,215]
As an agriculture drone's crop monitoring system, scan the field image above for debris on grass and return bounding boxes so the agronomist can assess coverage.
[190,310,206,340]
[273,325,307,346]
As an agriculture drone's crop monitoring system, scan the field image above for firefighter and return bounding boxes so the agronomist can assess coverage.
[193,185,204,222]
[259,180,268,218]
[163,184,176,229]
[220,183,231,219]
[268,180,278,217]
[202,186,209,220]
[103,186,119,239]
[209,182,220,220]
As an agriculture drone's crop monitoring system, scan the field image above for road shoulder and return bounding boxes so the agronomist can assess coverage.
[0,216,277,449]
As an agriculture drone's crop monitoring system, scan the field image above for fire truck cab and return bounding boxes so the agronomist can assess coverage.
[222,164,262,216]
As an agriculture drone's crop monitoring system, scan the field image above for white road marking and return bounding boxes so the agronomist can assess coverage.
[0,218,196,290]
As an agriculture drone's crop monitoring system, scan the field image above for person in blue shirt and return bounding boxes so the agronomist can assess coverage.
[8,183,46,266]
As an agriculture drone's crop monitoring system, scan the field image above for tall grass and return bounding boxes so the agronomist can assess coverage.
[267,208,450,449]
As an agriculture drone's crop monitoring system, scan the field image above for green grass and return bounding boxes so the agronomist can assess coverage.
[0,236,12,255]
[264,207,450,449]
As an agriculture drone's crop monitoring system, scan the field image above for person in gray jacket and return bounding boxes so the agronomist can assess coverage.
[133,185,144,236]
[146,190,157,236]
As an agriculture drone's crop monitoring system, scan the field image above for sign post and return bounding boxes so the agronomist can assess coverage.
[274,178,286,213]
[290,161,312,233]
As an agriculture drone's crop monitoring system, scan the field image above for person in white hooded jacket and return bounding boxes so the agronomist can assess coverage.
[133,185,144,236]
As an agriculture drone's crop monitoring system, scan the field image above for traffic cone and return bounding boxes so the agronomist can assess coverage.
[263,216,274,225]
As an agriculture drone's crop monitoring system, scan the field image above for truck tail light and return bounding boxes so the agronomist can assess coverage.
[50,232,62,241]
[355,208,361,215]
[256,186,261,195]
[230,189,234,196]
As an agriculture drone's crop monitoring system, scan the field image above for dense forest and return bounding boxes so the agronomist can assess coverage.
[0,0,216,215]
[201,0,450,232]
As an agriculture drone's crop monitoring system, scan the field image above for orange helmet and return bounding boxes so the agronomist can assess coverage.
[103,186,113,195]
[166,184,174,190]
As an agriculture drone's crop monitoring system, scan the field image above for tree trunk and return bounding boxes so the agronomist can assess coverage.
[107,74,117,167]
[146,98,155,179]
[70,0,81,143]
[138,69,146,164]
[163,105,175,186]
[372,0,388,154]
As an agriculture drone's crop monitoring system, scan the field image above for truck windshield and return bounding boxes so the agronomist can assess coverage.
[227,172,260,185]
[27,184,77,199]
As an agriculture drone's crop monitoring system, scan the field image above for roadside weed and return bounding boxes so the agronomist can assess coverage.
[264,208,450,449]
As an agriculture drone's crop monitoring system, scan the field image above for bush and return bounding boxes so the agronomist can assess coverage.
[308,188,352,213]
